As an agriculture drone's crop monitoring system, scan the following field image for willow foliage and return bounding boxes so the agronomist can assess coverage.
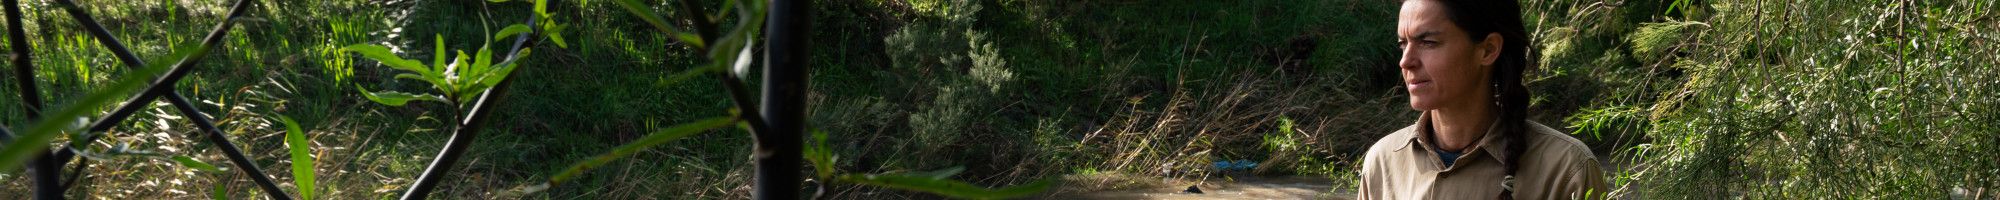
[1537,0,1999,198]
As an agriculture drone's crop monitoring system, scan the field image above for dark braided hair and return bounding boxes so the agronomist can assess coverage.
[1408,0,1536,198]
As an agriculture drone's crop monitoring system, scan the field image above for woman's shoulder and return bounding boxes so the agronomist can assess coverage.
[1521,121,1600,163]
[1514,121,1611,200]
[1364,124,1424,156]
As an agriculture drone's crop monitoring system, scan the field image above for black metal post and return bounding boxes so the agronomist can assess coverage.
[754,0,808,198]
[5,0,63,199]
[4,0,35,119]
[398,16,539,200]
[30,155,61,200]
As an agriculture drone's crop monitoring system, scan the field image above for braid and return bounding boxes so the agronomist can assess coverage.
[1492,33,1533,200]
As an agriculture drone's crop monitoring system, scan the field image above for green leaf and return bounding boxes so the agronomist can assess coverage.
[804,129,836,180]
[0,64,166,174]
[461,47,527,102]
[457,83,491,103]
[281,115,316,199]
[514,48,534,62]
[545,24,570,48]
[393,73,449,90]
[549,117,736,184]
[443,50,473,96]
[211,183,227,200]
[449,50,472,77]
[357,87,445,106]
[840,174,1054,200]
[492,24,534,43]
[1278,117,1294,136]
[473,45,495,81]
[482,48,527,88]
[534,0,552,18]
[672,32,704,48]
[609,0,703,48]
[434,35,448,71]
[340,44,431,75]
[172,155,224,173]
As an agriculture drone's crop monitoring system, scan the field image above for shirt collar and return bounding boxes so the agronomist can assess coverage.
[1392,111,1517,165]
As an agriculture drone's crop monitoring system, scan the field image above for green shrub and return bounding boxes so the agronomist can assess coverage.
[884,0,1018,163]
[1534,0,2000,198]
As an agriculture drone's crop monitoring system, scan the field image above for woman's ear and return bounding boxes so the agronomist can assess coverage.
[1479,32,1504,67]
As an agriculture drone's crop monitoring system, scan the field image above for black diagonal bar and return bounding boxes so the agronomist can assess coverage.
[46,0,241,161]
[165,91,288,199]
[37,0,287,199]
[755,0,808,198]
[398,16,540,200]
[48,0,195,154]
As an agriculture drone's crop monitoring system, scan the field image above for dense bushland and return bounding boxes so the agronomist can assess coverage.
[1,0,1993,199]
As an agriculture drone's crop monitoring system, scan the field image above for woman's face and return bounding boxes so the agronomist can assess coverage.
[1396,0,1502,111]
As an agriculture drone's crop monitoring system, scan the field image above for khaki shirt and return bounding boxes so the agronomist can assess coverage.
[1358,113,1608,199]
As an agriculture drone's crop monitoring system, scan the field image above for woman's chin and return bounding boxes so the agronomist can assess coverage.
[1407,98,1438,111]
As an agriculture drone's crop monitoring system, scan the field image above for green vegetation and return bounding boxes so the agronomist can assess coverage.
[1,0,1993,199]
[1548,0,2000,198]
[280,115,315,199]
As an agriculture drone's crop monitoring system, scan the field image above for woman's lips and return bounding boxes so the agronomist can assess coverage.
[1406,80,1431,90]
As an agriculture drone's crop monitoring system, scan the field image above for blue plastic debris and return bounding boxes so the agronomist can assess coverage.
[1212,159,1259,171]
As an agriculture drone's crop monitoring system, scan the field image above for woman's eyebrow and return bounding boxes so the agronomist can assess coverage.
[1412,31,1438,40]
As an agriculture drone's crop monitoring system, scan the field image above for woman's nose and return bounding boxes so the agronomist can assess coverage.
[1398,48,1419,70]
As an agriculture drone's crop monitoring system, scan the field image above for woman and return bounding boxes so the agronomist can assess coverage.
[1357,0,1608,199]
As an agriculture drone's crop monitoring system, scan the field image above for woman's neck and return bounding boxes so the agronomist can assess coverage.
[1428,103,1497,153]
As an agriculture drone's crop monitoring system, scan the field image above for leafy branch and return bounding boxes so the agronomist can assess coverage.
[340,0,567,199]
[344,0,569,110]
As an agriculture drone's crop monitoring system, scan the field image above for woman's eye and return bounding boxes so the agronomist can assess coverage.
[1422,41,1439,47]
